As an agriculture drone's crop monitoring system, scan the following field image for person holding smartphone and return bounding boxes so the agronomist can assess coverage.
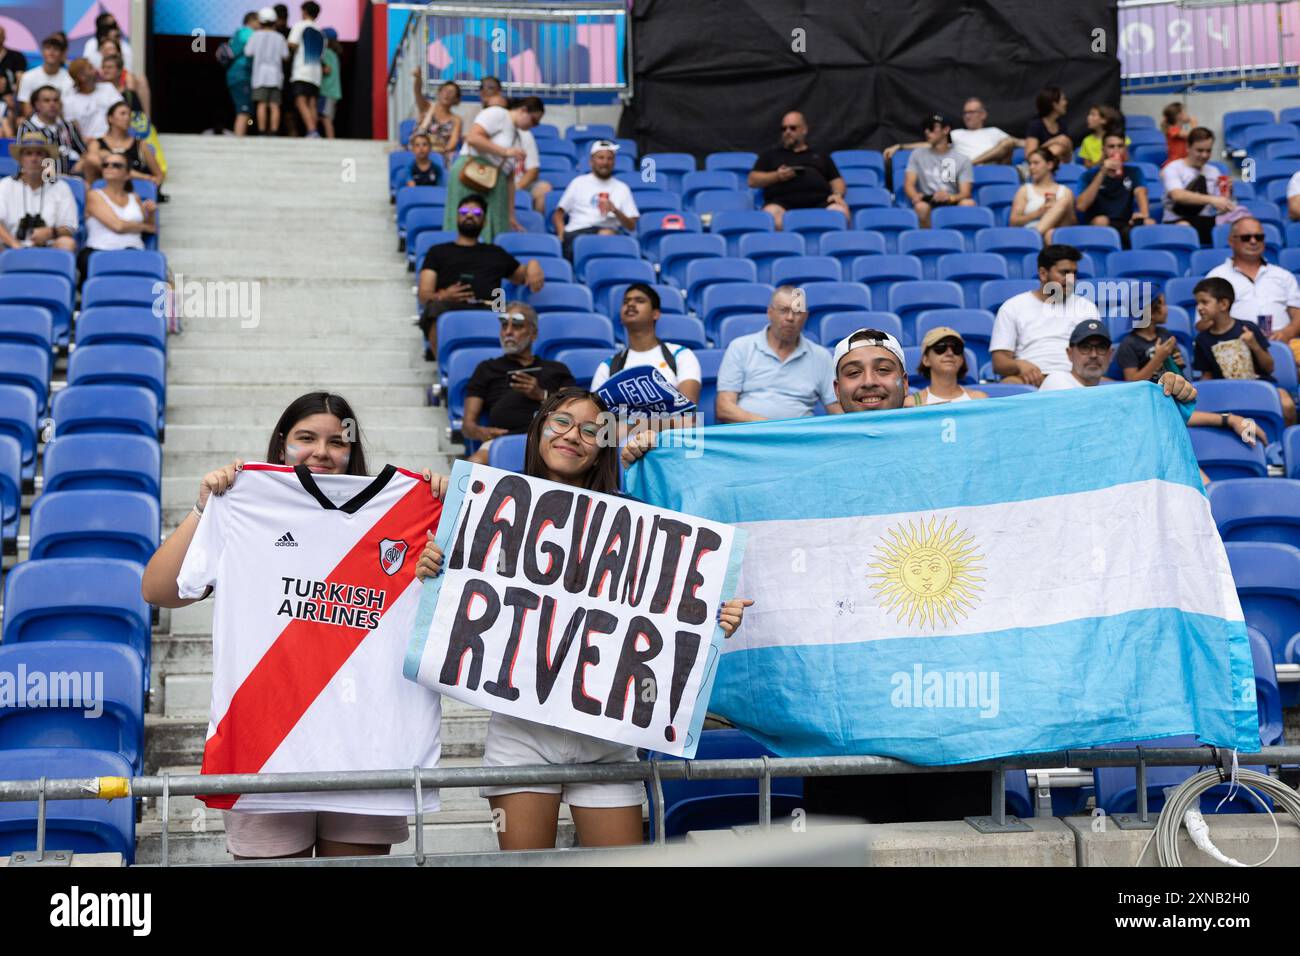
[1075,130,1154,247]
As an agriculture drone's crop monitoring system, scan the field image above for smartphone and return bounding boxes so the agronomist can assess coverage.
[509,366,542,378]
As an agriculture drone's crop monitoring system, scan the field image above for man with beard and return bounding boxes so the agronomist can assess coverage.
[749,111,850,229]
[553,140,640,261]
[462,302,575,463]
[416,192,544,356]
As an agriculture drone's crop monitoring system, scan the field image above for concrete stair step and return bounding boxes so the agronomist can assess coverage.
[163,384,434,408]
[164,404,436,427]
[163,365,434,386]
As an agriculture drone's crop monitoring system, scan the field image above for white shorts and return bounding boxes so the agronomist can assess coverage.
[480,713,646,808]
[224,810,409,858]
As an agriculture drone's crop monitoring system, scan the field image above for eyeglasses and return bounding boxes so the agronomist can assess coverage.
[781,124,800,131]
[1074,342,1111,356]
[457,205,484,218]
[927,341,962,355]
[102,161,127,169]
[963,109,984,115]
[546,412,601,443]
[1234,233,1266,242]
[498,313,528,327]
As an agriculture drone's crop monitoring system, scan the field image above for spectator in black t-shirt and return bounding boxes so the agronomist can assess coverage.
[1075,130,1154,246]
[1024,85,1074,159]
[416,192,544,355]
[1116,293,1186,382]
[463,302,576,462]
[0,26,25,122]
[748,111,849,229]
[405,132,441,187]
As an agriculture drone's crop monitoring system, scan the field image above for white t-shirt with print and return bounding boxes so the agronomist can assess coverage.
[589,342,701,391]
[990,290,1101,375]
[63,82,123,141]
[1160,158,1227,222]
[951,126,1010,162]
[557,172,640,231]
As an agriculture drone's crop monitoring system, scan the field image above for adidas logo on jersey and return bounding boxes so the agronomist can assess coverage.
[275,532,299,547]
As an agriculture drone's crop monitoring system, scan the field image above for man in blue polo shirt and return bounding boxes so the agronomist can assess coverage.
[715,286,842,422]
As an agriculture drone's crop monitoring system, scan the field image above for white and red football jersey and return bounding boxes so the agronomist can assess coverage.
[177,463,443,814]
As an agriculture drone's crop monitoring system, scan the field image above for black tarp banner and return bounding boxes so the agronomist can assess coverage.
[621,0,1121,161]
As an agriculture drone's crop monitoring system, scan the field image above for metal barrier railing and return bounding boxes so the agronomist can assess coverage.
[2,746,1298,865]
[1119,0,1300,90]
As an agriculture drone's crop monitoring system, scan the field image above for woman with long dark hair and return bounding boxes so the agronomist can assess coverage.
[416,388,752,850]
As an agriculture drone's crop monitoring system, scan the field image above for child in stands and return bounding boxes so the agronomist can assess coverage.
[1161,101,1196,167]
[1194,277,1296,425]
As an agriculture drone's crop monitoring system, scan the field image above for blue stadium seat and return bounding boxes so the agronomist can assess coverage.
[533,313,616,360]
[889,281,965,342]
[851,255,923,309]
[395,185,446,233]
[537,138,578,163]
[1287,426,1300,480]
[854,208,921,254]
[1094,735,1268,817]
[658,233,727,290]
[486,433,527,473]
[0,304,53,351]
[30,489,159,567]
[538,153,574,175]
[0,385,37,484]
[1243,199,1284,230]
[704,151,759,175]
[651,314,708,351]
[1195,380,1286,447]
[513,210,547,234]
[682,171,743,211]
[1209,478,1300,551]
[603,283,685,321]
[0,247,76,287]
[840,168,881,188]
[435,311,501,370]
[410,230,456,270]
[831,150,886,179]
[1225,542,1300,666]
[51,385,158,439]
[1130,225,1200,275]
[0,434,17,549]
[802,284,872,331]
[1249,626,1285,746]
[1187,248,1230,277]
[980,383,1035,397]
[75,306,166,353]
[738,232,805,284]
[444,347,498,431]
[1126,127,1166,150]
[897,229,965,280]
[937,253,1009,309]
[903,345,978,387]
[550,347,611,390]
[930,206,996,252]
[889,149,912,200]
[1126,114,1157,130]
[701,283,775,339]
[1280,248,1300,273]
[1188,427,1268,481]
[819,230,886,269]
[637,211,701,263]
[977,184,1020,227]
[571,233,639,282]
[710,210,775,256]
[1054,163,1086,190]
[0,274,73,347]
[691,189,754,215]
[531,123,559,139]
[975,227,1043,276]
[717,314,770,349]
[1241,124,1298,156]
[817,311,903,349]
[973,166,1020,188]
[1164,275,1199,314]
[524,284,595,314]
[565,123,616,146]
[0,343,51,413]
[3,558,151,666]
[915,309,996,369]
[1249,158,1300,193]
[1271,341,1299,397]
[1053,225,1122,258]
[67,345,166,415]
[686,258,759,314]
[42,434,161,497]
[503,256,572,295]
[398,118,416,145]
[843,185,892,213]
[1280,106,1300,130]
[782,209,847,246]
[0,642,145,773]
[979,278,1040,313]
[80,275,160,312]
[770,255,841,287]
[0,749,136,862]
[645,729,803,840]
[693,348,725,426]
[403,206,446,262]
[634,190,682,215]
[1106,249,1181,286]
[1266,140,1300,161]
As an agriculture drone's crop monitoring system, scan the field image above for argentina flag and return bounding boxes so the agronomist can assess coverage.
[625,382,1260,765]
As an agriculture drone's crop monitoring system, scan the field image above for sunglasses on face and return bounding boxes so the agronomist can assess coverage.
[498,313,528,327]
[1234,233,1266,242]
[457,205,484,218]
[102,161,127,169]
[546,412,601,443]
[927,341,962,356]
[782,125,800,131]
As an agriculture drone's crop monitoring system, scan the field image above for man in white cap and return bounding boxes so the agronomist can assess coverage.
[553,139,639,260]
[830,325,911,413]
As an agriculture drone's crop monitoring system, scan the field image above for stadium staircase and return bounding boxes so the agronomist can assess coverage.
[136,134,569,863]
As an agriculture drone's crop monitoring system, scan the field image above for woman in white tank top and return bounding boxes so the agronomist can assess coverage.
[81,151,156,280]
[1010,147,1075,244]
[908,326,988,406]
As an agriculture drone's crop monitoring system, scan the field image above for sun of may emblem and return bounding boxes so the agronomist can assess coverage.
[867,516,986,629]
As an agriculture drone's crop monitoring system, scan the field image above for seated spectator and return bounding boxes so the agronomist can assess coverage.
[1024,86,1074,158]
[83,12,132,71]
[16,35,73,114]
[1075,130,1154,245]
[246,9,289,135]
[445,96,545,243]
[1193,277,1296,426]
[748,111,850,229]
[1116,293,1187,381]
[97,47,148,117]
[1010,147,1075,243]
[1207,216,1300,371]
[63,58,121,142]
[80,152,156,280]
[990,244,1101,386]
[88,102,165,191]
[462,302,576,464]
[1039,320,1197,402]
[903,114,975,228]
[18,85,94,178]
[590,283,703,414]
[405,132,441,187]
[1161,101,1195,167]
[0,135,77,250]
[479,75,507,108]
[415,80,463,165]
[886,97,1021,168]
[1161,127,1233,245]
[417,193,544,355]
[907,326,988,404]
[716,286,843,421]
[1078,104,1128,168]
[553,140,639,260]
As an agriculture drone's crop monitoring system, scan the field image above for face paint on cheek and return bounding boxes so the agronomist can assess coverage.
[541,426,561,440]
[284,443,311,465]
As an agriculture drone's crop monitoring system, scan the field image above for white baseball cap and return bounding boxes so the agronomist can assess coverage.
[589,139,620,155]
[833,327,906,373]
[258,7,277,23]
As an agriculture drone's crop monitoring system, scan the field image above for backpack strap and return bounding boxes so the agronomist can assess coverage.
[608,349,630,374]
[659,341,680,375]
